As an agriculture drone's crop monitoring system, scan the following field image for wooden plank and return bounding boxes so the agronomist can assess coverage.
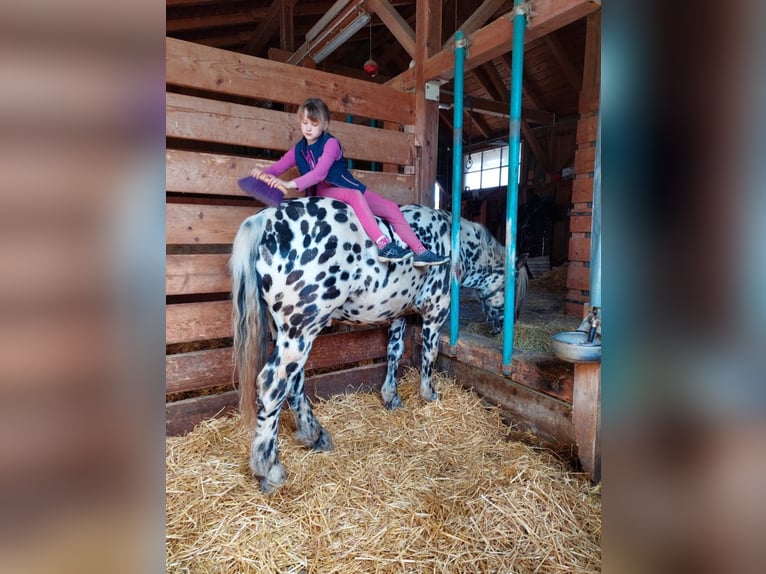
[166,37,415,125]
[166,149,416,203]
[574,143,596,174]
[166,300,232,344]
[165,150,294,196]
[572,362,600,481]
[167,253,231,296]
[166,327,399,395]
[568,235,591,262]
[166,203,256,245]
[167,92,414,166]
[167,347,234,395]
[305,363,389,402]
[576,114,598,145]
[429,329,574,403]
[434,354,574,445]
[166,390,238,436]
[388,0,602,91]
[571,175,593,203]
[569,214,592,233]
[166,363,395,436]
[566,260,590,291]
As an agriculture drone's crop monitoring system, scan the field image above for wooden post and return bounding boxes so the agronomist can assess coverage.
[572,361,601,481]
[414,0,442,205]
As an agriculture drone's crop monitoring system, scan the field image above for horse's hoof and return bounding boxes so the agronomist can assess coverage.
[251,460,286,493]
[384,394,403,410]
[421,390,438,402]
[311,428,334,452]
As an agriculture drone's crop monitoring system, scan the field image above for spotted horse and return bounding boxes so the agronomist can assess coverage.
[230,196,529,492]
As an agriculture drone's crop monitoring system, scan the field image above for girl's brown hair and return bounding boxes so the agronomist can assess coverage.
[298,98,330,124]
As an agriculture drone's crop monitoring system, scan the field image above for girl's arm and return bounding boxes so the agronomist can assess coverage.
[291,138,343,191]
[252,148,297,178]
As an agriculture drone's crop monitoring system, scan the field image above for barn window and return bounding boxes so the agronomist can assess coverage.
[463,144,521,192]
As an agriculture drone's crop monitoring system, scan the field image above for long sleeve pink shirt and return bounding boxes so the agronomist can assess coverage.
[263,138,344,193]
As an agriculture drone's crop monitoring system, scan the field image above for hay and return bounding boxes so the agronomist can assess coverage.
[167,369,601,573]
[529,264,568,292]
[464,318,580,353]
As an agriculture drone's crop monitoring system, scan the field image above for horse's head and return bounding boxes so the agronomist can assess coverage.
[478,233,507,335]
[470,229,529,335]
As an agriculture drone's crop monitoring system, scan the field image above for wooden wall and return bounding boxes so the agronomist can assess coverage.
[566,11,600,317]
[165,37,418,435]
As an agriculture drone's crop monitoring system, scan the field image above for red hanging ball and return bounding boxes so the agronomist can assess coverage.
[363,59,379,77]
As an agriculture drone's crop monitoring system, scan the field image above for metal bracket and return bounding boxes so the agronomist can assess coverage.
[509,2,536,25]
[425,80,441,102]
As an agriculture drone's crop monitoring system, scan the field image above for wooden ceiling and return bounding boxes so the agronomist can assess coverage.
[167,0,595,152]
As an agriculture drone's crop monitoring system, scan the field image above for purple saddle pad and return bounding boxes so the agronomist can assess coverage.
[237,176,284,207]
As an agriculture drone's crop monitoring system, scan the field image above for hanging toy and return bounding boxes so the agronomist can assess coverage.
[363,19,378,77]
[363,59,379,77]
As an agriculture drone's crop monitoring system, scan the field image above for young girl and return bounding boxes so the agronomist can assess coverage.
[252,98,448,267]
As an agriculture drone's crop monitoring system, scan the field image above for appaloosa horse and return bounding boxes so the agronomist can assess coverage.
[230,197,528,491]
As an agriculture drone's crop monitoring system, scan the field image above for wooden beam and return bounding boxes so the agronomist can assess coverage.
[521,119,551,172]
[544,34,582,91]
[166,11,266,34]
[367,0,416,59]
[388,0,601,92]
[441,92,554,125]
[443,0,508,48]
[243,0,282,55]
[280,0,296,52]
[572,363,600,481]
[413,0,441,205]
[471,62,508,102]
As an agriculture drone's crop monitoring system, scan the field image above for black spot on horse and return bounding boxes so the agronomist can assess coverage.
[301,248,318,265]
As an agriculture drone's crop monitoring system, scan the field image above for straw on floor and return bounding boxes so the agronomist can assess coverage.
[167,369,601,573]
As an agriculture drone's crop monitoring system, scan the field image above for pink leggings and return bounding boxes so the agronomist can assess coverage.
[316,187,426,254]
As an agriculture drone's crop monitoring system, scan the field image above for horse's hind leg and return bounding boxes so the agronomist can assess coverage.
[381,317,407,410]
[287,370,333,452]
[249,359,288,493]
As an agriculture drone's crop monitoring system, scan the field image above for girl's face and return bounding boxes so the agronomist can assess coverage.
[299,111,327,144]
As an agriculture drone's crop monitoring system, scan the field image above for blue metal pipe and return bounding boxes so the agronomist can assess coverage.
[590,116,601,309]
[502,2,527,373]
[346,114,354,169]
[449,30,466,352]
[370,119,379,171]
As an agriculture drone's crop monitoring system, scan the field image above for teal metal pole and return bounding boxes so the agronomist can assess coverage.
[370,119,379,171]
[590,116,601,309]
[449,31,466,353]
[346,114,354,169]
[502,2,527,373]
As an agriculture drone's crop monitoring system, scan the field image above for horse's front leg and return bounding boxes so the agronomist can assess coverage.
[249,360,288,493]
[287,368,334,452]
[418,317,444,402]
[381,317,407,410]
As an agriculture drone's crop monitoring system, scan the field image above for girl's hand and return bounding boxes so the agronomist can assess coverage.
[268,177,297,190]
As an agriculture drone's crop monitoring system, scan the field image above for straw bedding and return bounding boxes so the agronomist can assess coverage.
[166,369,601,573]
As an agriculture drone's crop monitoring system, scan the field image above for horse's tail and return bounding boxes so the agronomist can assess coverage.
[230,215,270,427]
[514,253,530,322]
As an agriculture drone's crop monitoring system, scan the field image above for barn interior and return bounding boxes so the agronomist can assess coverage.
[165,0,601,486]
[166,0,598,312]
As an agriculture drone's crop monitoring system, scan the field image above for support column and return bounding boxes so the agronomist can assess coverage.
[414,0,442,205]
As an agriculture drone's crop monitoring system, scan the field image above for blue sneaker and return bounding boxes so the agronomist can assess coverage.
[412,250,449,268]
[378,242,412,263]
